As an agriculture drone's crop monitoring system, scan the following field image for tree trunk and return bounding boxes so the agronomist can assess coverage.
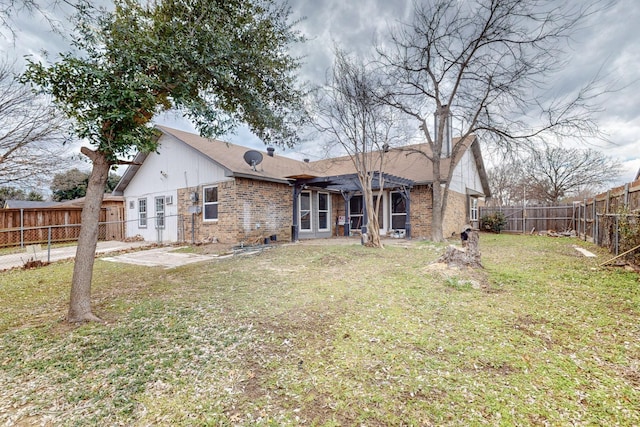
[431,179,445,242]
[67,148,111,323]
[364,217,383,248]
[362,184,383,248]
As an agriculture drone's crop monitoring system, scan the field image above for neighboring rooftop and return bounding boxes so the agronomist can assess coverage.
[2,200,62,209]
[57,195,124,207]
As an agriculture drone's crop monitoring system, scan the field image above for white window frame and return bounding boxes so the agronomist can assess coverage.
[317,192,330,231]
[155,196,165,229]
[299,191,312,232]
[138,198,147,228]
[203,185,219,221]
[470,197,479,222]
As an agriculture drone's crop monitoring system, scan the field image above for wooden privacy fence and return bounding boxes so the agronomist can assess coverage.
[0,206,124,248]
[479,205,577,234]
[480,177,640,261]
[578,179,640,259]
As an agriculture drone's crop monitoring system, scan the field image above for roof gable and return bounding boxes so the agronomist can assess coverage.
[303,136,479,185]
[156,126,306,183]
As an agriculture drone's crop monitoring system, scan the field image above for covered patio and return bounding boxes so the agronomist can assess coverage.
[289,171,415,241]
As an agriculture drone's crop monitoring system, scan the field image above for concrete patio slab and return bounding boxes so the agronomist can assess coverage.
[100,247,222,269]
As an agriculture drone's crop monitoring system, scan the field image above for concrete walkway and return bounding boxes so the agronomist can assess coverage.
[0,241,153,271]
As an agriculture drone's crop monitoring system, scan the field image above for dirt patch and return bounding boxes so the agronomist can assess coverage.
[22,259,49,269]
[423,262,490,291]
[471,360,517,375]
[316,254,349,267]
[622,366,640,386]
[180,236,416,256]
[182,242,237,255]
[510,315,554,346]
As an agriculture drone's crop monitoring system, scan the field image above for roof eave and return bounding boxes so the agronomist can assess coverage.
[230,172,294,185]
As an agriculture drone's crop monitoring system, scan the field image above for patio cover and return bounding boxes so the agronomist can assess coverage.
[291,171,414,192]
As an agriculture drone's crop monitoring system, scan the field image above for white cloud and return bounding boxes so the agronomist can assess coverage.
[2,0,638,185]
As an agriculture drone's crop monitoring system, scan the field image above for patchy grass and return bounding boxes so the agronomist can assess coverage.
[0,234,638,426]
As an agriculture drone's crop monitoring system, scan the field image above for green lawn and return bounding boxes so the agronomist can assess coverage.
[0,234,638,426]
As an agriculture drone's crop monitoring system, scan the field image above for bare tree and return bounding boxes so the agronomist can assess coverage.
[0,0,89,38]
[313,48,404,248]
[523,147,621,205]
[486,161,526,206]
[0,60,69,188]
[488,147,621,206]
[378,0,606,241]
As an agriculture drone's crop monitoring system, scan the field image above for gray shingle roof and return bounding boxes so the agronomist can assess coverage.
[113,125,490,198]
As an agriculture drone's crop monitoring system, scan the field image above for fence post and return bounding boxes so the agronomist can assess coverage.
[615,215,619,256]
[593,199,597,244]
[20,208,24,248]
[47,226,52,263]
[624,183,630,208]
[583,199,587,241]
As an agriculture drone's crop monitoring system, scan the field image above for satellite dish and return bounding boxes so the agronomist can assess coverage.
[243,150,263,171]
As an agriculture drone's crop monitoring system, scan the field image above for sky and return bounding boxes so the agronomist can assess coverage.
[2,0,639,184]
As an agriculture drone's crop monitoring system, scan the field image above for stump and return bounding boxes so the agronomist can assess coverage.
[436,231,482,268]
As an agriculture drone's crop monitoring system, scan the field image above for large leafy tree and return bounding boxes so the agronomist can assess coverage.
[0,186,44,205]
[50,168,88,202]
[51,168,121,201]
[378,0,605,241]
[23,0,306,323]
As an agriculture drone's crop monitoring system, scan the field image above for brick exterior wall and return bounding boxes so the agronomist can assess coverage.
[409,185,433,239]
[443,190,468,238]
[176,178,472,243]
[178,178,293,244]
[408,185,470,240]
[235,178,293,243]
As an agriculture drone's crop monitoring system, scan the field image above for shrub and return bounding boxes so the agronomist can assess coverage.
[480,212,507,233]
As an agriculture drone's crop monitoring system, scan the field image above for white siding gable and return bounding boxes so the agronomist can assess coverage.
[449,148,483,194]
[123,133,232,242]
